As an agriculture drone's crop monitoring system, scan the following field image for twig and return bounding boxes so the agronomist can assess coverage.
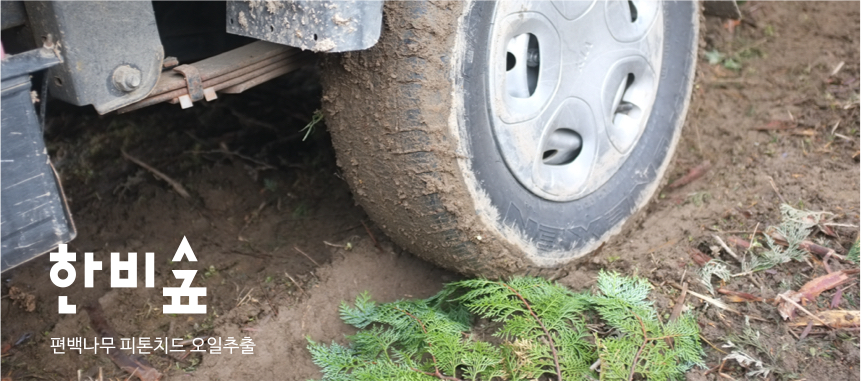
[500,282,562,381]
[236,288,255,308]
[121,149,190,199]
[229,249,272,259]
[699,334,727,355]
[830,61,845,76]
[361,220,383,253]
[262,287,278,317]
[293,246,320,266]
[777,294,832,328]
[284,272,305,296]
[766,176,787,204]
[192,147,275,170]
[830,120,842,135]
[713,235,741,263]
[678,286,767,322]
[322,241,346,248]
[124,368,140,381]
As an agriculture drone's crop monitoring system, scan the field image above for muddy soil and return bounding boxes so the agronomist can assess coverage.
[2,2,859,380]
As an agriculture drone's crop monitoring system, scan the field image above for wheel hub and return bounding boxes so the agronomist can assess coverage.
[488,0,664,201]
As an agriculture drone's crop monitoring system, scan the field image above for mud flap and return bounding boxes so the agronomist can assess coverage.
[1,49,76,272]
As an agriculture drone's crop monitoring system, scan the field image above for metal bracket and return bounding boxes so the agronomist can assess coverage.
[173,64,204,108]
[24,1,163,114]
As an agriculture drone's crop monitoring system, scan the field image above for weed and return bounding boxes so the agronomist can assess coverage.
[301,109,325,141]
[742,204,816,273]
[687,191,711,207]
[203,265,218,279]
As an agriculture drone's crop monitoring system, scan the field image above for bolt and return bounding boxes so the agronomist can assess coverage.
[526,48,540,67]
[112,65,141,92]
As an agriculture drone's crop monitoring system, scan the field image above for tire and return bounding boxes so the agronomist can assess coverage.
[321,1,699,277]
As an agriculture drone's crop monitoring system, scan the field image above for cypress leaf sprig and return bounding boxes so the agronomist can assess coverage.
[308,273,704,381]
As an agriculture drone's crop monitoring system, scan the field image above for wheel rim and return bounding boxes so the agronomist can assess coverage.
[487,1,664,202]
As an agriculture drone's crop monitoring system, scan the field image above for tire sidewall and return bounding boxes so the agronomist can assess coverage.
[458,2,698,262]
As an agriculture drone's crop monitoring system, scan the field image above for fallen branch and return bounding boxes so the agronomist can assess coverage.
[84,302,162,381]
[121,150,190,199]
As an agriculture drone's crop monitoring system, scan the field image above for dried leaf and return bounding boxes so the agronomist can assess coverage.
[8,286,36,312]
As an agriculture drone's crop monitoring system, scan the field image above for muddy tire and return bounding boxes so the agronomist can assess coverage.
[321,1,699,277]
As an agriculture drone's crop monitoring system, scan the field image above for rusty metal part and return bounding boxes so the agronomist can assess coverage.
[112,65,142,93]
[25,1,163,114]
[173,65,204,101]
[116,41,315,113]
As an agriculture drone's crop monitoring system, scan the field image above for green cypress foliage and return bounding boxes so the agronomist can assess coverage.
[308,272,704,381]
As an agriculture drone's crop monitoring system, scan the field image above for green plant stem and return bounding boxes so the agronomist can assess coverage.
[628,314,650,381]
[627,313,684,381]
[394,307,464,381]
[500,282,562,381]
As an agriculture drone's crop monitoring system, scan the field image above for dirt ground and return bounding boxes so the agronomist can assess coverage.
[1,2,859,380]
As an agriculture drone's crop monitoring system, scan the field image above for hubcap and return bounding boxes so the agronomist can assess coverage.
[488,0,664,201]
